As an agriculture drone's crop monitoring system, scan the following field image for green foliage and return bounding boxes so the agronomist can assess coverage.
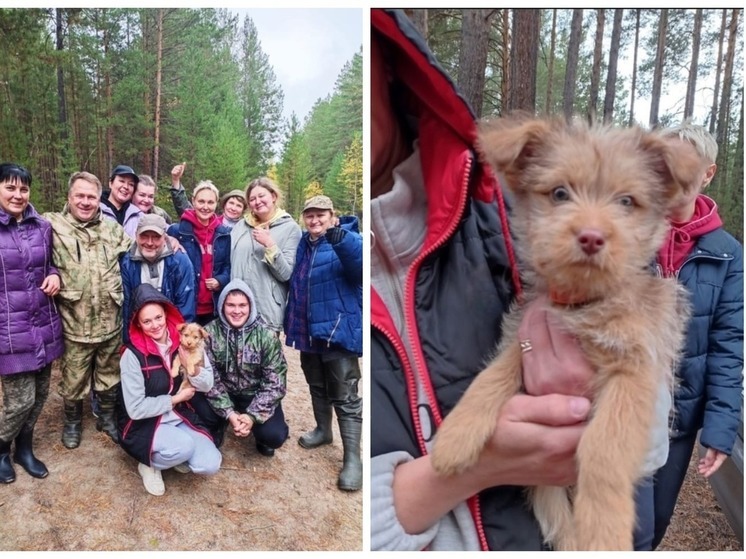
[277,114,314,220]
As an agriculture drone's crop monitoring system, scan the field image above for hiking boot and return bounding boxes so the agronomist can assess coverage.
[61,399,83,449]
[95,388,119,444]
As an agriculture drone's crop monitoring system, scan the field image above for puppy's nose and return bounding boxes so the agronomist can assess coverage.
[577,228,605,255]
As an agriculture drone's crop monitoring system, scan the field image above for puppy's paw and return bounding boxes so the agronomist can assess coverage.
[431,418,484,476]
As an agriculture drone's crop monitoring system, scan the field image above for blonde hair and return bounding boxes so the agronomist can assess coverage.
[658,120,718,164]
[245,177,283,209]
[68,171,102,195]
[136,174,157,192]
[192,180,219,201]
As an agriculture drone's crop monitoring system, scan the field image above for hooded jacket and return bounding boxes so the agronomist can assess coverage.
[665,224,743,454]
[370,9,539,551]
[230,209,302,332]
[167,212,231,316]
[0,203,64,375]
[204,279,288,425]
[100,193,143,238]
[120,239,197,335]
[284,215,363,355]
[44,206,132,343]
[116,284,213,466]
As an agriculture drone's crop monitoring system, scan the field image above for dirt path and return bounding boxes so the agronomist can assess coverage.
[0,346,362,551]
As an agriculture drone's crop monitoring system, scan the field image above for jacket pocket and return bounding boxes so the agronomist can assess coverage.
[57,289,83,303]
[109,290,124,307]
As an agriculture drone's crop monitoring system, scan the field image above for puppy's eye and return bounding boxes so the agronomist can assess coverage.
[618,195,635,207]
[550,186,570,203]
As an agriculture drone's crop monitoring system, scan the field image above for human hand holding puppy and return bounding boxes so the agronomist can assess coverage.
[392,301,592,536]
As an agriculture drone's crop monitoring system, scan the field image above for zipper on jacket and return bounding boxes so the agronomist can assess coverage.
[327,313,342,347]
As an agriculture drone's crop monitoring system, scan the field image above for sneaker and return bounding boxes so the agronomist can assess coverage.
[138,463,165,496]
[173,463,191,474]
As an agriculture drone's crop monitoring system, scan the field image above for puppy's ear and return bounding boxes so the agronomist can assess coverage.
[198,326,210,340]
[640,133,704,207]
[476,114,552,193]
[176,323,187,333]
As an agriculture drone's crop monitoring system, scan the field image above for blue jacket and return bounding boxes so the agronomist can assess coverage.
[670,228,743,455]
[285,216,362,355]
[167,219,231,316]
[120,243,197,337]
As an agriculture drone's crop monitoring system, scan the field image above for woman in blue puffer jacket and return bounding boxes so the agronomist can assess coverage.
[0,163,64,484]
[284,195,362,492]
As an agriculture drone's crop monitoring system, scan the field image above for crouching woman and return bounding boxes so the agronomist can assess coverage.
[116,283,221,496]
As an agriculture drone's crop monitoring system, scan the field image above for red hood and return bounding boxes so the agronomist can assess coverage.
[127,285,185,357]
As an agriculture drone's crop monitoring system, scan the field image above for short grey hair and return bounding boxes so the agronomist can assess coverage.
[657,120,718,164]
[68,171,102,195]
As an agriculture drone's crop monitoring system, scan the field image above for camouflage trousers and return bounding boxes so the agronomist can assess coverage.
[0,365,52,442]
[58,335,122,401]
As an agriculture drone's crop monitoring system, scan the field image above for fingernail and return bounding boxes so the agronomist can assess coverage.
[569,397,591,418]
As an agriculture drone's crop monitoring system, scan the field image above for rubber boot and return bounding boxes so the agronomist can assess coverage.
[13,426,48,479]
[95,388,119,444]
[298,396,334,449]
[337,419,362,491]
[0,439,15,483]
[61,399,83,449]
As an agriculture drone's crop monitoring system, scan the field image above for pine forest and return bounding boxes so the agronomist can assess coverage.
[0,8,363,221]
[406,8,744,241]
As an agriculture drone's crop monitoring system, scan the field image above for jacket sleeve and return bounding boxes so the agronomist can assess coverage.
[247,332,288,424]
[212,233,231,291]
[700,246,744,454]
[190,353,214,393]
[120,349,173,420]
[169,183,192,218]
[174,253,197,322]
[329,228,363,285]
[121,260,132,343]
[264,223,301,282]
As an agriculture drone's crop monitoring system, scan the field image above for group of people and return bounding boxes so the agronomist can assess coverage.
[0,159,363,497]
[370,8,741,552]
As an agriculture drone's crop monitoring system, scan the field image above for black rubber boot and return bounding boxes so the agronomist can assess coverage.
[13,426,48,479]
[95,388,119,444]
[61,399,83,449]
[0,439,15,483]
[337,419,362,491]
[298,396,334,449]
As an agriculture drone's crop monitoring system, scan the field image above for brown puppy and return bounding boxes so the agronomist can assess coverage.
[430,114,703,550]
[171,322,209,389]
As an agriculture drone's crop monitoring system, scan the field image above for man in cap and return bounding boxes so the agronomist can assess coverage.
[100,164,143,237]
[44,171,133,448]
[121,213,196,337]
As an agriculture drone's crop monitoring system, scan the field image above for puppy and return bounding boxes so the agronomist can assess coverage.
[430,114,702,550]
[171,322,209,389]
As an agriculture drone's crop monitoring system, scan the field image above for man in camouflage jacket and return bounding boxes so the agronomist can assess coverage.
[204,278,289,457]
[44,171,132,449]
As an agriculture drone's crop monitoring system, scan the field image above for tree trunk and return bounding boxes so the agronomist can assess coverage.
[458,9,493,117]
[507,9,540,113]
[102,10,113,174]
[709,9,728,134]
[684,9,703,119]
[404,8,428,39]
[55,8,67,195]
[716,9,738,146]
[588,9,605,122]
[628,9,641,126]
[602,9,623,124]
[545,9,557,114]
[501,9,510,112]
[153,8,164,182]
[562,9,583,121]
[649,9,668,127]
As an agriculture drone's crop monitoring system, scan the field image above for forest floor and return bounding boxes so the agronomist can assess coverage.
[0,345,362,551]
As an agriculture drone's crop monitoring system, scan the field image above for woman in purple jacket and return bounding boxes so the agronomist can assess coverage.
[0,163,64,483]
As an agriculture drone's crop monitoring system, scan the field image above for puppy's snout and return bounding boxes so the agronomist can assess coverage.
[577,228,605,255]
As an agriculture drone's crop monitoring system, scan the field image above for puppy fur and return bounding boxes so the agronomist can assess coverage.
[172,322,209,389]
[430,114,701,550]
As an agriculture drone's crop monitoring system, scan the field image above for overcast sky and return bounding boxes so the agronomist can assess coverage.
[232,8,362,124]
